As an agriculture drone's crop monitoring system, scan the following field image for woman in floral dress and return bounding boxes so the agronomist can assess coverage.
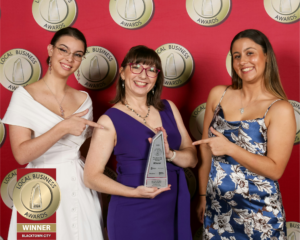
[194,29,296,240]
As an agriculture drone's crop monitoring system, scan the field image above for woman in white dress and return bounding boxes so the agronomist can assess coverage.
[2,27,106,240]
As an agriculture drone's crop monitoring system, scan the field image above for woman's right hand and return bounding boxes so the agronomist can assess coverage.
[197,196,206,224]
[132,185,171,199]
[61,109,104,136]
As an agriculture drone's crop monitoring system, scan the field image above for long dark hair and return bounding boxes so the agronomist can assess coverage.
[111,45,165,111]
[47,27,87,64]
[230,29,287,100]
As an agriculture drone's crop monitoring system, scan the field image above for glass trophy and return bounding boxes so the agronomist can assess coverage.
[202,0,213,16]
[30,183,42,210]
[89,56,101,81]
[12,58,25,83]
[280,0,292,13]
[48,0,60,21]
[165,53,177,78]
[144,131,168,188]
[125,0,137,19]
[287,232,296,240]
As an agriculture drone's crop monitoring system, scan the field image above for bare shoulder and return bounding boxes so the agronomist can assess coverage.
[97,111,116,131]
[267,100,294,117]
[24,80,44,95]
[67,87,89,103]
[207,85,229,108]
[165,99,178,111]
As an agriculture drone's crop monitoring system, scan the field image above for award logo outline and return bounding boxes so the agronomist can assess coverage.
[288,100,300,145]
[0,119,6,148]
[286,221,300,240]
[0,49,41,92]
[75,46,118,90]
[13,172,61,221]
[189,103,206,141]
[109,0,154,29]
[0,169,17,209]
[186,0,231,26]
[156,43,194,88]
[32,0,77,31]
[264,0,300,23]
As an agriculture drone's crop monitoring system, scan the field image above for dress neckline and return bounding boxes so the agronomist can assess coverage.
[19,86,89,119]
[110,107,163,135]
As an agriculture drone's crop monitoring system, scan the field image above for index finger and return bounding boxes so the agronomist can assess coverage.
[192,139,211,145]
[84,120,105,129]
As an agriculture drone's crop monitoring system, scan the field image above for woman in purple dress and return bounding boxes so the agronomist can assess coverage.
[84,45,197,240]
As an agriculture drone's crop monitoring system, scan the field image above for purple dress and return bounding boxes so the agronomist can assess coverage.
[105,100,192,240]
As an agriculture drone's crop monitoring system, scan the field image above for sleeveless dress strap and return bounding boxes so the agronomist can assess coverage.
[263,99,282,118]
[218,86,230,104]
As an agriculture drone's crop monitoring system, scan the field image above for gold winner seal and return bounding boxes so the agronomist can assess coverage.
[0,49,41,91]
[289,100,300,144]
[13,172,61,221]
[264,0,300,23]
[32,0,77,31]
[287,221,300,239]
[189,103,206,140]
[75,46,117,90]
[186,0,231,26]
[109,0,154,29]
[156,43,194,88]
[1,169,17,209]
[184,168,197,199]
[0,118,6,147]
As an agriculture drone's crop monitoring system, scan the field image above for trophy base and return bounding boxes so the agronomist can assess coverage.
[145,179,167,188]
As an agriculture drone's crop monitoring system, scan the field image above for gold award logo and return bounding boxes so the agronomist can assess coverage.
[186,0,231,26]
[0,49,41,91]
[1,169,17,209]
[287,222,300,240]
[156,44,194,88]
[264,0,300,23]
[13,172,61,221]
[75,46,117,90]
[32,0,77,31]
[109,0,154,29]
[184,168,197,199]
[0,119,6,147]
[225,50,232,77]
[289,100,300,144]
[189,103,206,140]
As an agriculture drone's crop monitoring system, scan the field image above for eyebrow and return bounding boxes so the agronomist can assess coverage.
[58,44,84,53]
[232,47,256,55]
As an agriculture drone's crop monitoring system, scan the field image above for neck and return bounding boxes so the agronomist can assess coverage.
[43,71,68,94]
[125,92,148,109]
[241,78,267,101]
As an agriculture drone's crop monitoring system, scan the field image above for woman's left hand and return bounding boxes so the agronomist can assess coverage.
[192,127,232,156]
[148,126,173,159]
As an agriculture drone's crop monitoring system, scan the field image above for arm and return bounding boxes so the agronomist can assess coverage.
[167,100,198,168]
[84,114,170,198]
[10,109,103,165]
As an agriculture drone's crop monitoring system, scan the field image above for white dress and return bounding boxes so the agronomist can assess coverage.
[2,86,106,240]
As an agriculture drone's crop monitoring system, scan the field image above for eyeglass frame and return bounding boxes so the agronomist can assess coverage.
[53,45,86,62]
[128,63,160,78]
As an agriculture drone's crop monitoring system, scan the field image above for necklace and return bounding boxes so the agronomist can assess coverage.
[239,91,259,114]
[125,102,150,124]
[43,79,66,118]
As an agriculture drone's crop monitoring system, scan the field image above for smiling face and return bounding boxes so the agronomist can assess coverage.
[120,62,158,97]
[47,35,85,78]
[232,38,267,84]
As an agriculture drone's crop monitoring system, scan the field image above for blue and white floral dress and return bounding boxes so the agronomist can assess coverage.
[204,87,286,240]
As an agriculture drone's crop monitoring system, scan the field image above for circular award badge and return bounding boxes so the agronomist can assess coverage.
[289,100,300,144]
[189,103,206,140]
[0,49,41,91]
[264,0,300,23]
[287,222,300,239]
[193,227,204,240]
[75,46,117,90]
[13,172,61,221]
[156,44,194,88]
[32,0,77,31]
[186,0,231,26]
[0,119,6,148]
[184,168,197,199]
[0,169,17,209]
[225,50,232,77]
[109,0,154,29]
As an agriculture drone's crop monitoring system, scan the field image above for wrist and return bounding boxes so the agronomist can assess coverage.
[56,121,68,136]
[166,149,176,162]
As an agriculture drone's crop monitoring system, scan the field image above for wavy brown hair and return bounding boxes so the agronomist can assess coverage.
[230,29,287,100]
[111,45,165,110]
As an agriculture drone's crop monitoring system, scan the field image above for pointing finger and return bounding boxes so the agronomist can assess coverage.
[85,120,105,129]
[210,127,222,137]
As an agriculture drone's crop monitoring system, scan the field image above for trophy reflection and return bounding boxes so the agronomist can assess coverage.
[280,0,292,13]
[202,0,213,16]
[125,0,137,19]
[165,53,177,78]
[287,231,296,240]
[49,0,60,21]
[144,131,168,188]
[89,56,101,81]
[30,183,42,210]
[12,58,25,83]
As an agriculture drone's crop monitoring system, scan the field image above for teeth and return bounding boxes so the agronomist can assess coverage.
[135,81,147,86]
[62,63,71,69]
[242,67,253,72]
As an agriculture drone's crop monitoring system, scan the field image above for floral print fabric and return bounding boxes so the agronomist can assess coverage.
[204,95,286,240]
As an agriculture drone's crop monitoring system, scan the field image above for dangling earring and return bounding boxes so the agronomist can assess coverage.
[77,70,80,81]
[49,57,52,74]
[122,81,125,88]
[152,85,155,95]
